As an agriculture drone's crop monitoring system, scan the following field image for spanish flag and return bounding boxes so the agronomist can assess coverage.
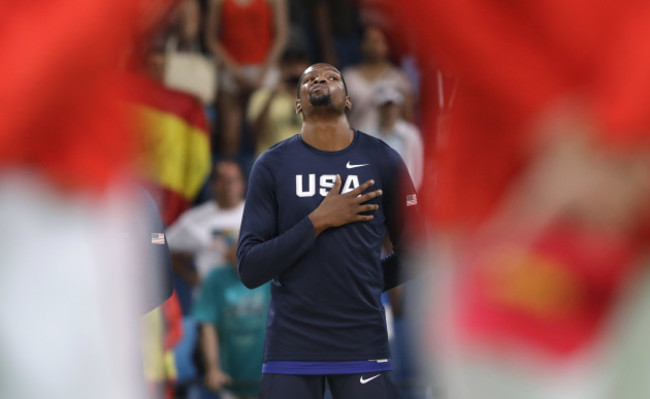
[126,74,212,225]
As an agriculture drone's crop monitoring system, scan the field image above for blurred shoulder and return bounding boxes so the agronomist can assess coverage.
[395,120,422,141]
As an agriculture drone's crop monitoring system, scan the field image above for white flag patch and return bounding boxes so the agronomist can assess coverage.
[151,233,165,245]
[406,194,417,207]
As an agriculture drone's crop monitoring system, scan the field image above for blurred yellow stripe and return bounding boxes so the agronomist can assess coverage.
[135,105,211,199]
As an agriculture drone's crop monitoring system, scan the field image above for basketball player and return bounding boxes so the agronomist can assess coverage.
[237,63,419,399]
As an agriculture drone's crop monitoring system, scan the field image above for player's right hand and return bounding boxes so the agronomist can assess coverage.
[309,174,382,236]
[205,368,232,392]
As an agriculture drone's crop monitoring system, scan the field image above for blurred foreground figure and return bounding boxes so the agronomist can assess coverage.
[0,1,173,398]
[394,1,650,398]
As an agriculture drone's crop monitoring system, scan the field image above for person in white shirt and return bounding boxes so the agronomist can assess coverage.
[343,26,414,134]
[369,84,423,189]
[166,160,246,287]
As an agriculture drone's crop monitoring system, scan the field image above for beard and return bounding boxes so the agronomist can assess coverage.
[309,92,332,106]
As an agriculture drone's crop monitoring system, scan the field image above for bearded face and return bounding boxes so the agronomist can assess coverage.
[309,89,333,106]
[296,64,351,118]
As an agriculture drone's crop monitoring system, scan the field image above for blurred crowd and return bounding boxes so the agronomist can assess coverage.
[5,0,650,399]
[150,0,430,175]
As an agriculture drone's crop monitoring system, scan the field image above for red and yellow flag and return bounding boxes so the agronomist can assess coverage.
[127,75,212,225]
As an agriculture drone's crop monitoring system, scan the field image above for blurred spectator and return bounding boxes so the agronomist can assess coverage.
[343,25,414,133]
[283,1,310,61]
[168,0,202,52]
[193,241,270,399]
[205,0,289,156]
[310,0,363,69]
[165,160,246,398]
[370,84,423,189]
[166,160,246,291]
[161,0,218,105]
[247,49,309,157]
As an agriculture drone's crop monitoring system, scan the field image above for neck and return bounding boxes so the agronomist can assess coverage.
[301,115,353,151]
[216,199,239,210]
[379,118,397,133]
[365,58,389,68]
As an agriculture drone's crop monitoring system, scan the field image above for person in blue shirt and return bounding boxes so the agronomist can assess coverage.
[193,240,270,399]
[237,63,419,399]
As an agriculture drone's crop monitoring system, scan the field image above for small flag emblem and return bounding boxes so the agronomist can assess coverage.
[406,194,418,207]
[151,233,165,245]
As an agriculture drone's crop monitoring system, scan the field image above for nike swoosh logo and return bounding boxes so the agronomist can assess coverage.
[360,374,381,384]
[346,161,369,169]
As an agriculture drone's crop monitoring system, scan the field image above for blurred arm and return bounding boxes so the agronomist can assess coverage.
[200,323,232,392]
[205,0,239,73]
[263,0,289,69]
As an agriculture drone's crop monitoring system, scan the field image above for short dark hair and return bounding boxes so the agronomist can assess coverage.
[296,65,348,99]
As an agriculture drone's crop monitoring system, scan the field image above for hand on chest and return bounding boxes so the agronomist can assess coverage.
[273,155,387,229]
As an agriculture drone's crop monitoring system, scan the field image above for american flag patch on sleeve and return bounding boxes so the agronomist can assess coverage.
[406,194,418,207]
[151,233,166,245]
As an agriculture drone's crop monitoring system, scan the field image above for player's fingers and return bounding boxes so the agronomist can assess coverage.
[349,179,375,197]
[355,214,374,222]
[358,204,379,213]
[328,174,342,196]
[220,375,233,386]
[357,189,382,203]
[206,378,221,392]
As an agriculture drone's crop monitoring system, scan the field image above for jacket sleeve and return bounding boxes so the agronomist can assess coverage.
[237,159,316,289]
[381,149,423,291]
[141,187,174,312]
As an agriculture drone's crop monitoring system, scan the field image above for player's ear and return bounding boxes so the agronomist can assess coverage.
[345,96,352,112]
[296,99,302,114]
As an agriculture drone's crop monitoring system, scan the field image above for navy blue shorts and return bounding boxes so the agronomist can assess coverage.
[260,371,400,399]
